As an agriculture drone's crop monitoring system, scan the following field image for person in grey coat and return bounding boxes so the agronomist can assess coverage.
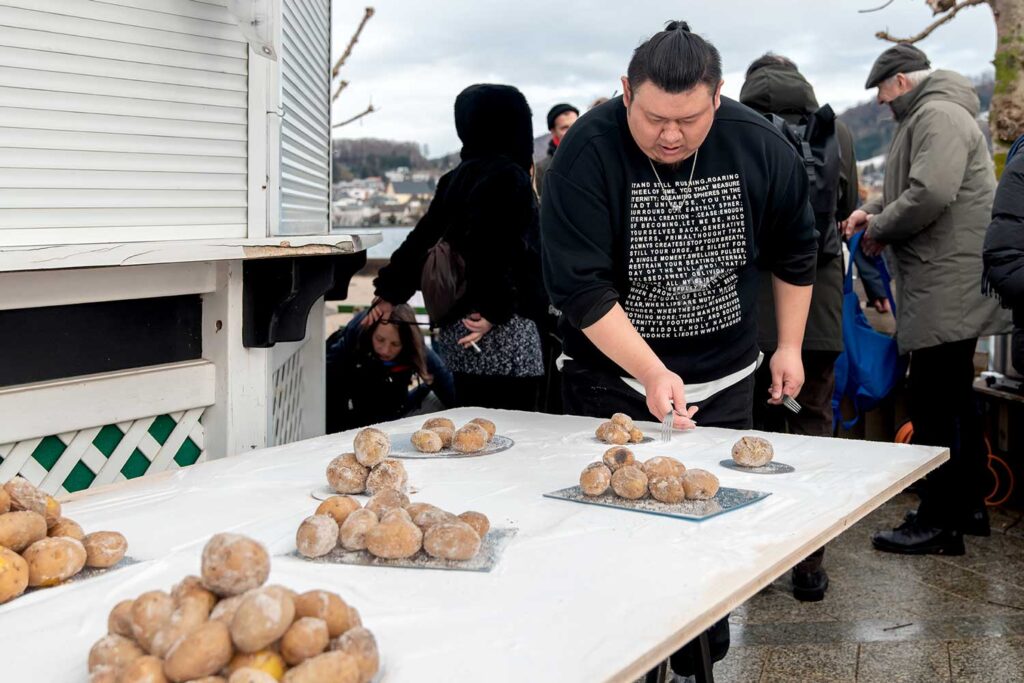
[844,45,1012,555]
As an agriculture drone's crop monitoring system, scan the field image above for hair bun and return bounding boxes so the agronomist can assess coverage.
[665,20,690,32]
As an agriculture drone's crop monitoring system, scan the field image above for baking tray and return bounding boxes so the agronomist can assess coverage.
[543,486,769,521]
[718,460,795,475]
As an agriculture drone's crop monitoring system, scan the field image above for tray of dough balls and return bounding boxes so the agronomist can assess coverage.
[592,413,655,445]
[291,489,517,573]
[86,533,382,683]
[394,416,513,458]
[1,476,133,608]
[544,447,771,521]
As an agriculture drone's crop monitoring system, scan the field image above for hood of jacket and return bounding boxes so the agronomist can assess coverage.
[890,69,980,122]
[454,84,534,172]
[738,64,818,121]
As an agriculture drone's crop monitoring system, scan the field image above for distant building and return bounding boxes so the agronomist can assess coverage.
[385,180,433,204]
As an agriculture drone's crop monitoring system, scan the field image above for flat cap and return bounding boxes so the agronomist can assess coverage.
[865,43,931,88]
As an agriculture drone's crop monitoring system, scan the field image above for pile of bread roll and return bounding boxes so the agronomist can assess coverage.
[410,416,496,454]
[88,533,379,683]
[731,436,775,467]
[579,447,720,503]
[297,491,491,563]
[326,428,408,495]
[595,413,646,445]
[0,476,127,605]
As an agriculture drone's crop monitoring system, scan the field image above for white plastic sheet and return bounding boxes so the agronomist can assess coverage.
[0,408,946,682]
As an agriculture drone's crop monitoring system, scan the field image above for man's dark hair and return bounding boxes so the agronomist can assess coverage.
[745,52,798,78]
[626,21,722,94]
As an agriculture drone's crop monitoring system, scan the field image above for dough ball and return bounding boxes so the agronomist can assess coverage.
[468,417,496,441]
[452,424,488,453]
[629,427,645,444]
[731,436,774,467]
[48,517,85,541]
[0,486,8,513]
[108,598,135,637]
[229,669,278,683]
[230,585,296,653]
[580,462,612,496]
[330,627,380,683]
[83,530,128,569]
[610,413,634,430]
[602,446,635,471]
[364,459,408,495]
[682,469,720,500]
[130,590,175,654]
[352,427,390,468]
[407,505,456,531]
[457,511,490,539]
[428,426,454,448]
[163,620,233,682]
[0,546,29,604]
[596,421,630,445]
[118,654,167,683]
[296,515,339,558]
[365,515,423,559]
[4,476,61,528]
[0,510,47,552]
[423,521,481,561]
[201,533,270,597]
[171,576,217,614]
[648,475,687,504]
[380,507,412,524]
[422,416,455,432]
[281,651,360,683]
[642,456,686,480]
[280,616,329,666]
[88,633,144,673]
[293,590,354,639]
[209,594,245,625]
[226,650,286,680]
[315,496,361,527]
[326,453,368,495]
[410,429,442,453]
[339,509,378,551]
[151,595,212,658]
[365,489,410,518]
[23,536,87,587]
[610,465,648,500]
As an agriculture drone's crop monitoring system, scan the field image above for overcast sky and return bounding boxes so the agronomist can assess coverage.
[329,0,996,157]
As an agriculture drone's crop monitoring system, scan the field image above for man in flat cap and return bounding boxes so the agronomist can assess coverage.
[534,103,579,197]
[844,45,1011,555]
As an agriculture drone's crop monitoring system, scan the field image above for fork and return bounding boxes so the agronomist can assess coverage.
[661,406,674,443]
[781,394,802,414]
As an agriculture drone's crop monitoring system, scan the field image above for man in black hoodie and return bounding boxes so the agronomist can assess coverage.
[740,53,860,602]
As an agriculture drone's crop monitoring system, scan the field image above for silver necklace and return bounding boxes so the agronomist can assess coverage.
[648,147,700,213]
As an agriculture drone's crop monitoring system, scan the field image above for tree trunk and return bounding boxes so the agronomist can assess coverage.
[991,0,1024,175]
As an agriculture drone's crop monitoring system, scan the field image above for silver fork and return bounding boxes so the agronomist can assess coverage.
[782,394,802,414]
[661,406,674,443]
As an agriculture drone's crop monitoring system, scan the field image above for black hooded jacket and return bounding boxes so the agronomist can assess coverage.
[374,85,547,327]
[984,151,1024,324]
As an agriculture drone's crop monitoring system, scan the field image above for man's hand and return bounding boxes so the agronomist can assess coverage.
[361,298,394,327]
[870,297,891,314]
[840,209,872,238]
[861,234,886,257]
[768,346,804,404]
[636,366,698,430]
[457,314,493,348]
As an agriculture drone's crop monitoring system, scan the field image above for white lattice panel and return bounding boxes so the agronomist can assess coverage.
[272,348,305,446]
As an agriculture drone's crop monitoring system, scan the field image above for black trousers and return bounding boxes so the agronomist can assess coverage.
[561,361,754,673]
[910,338,989,529]
[752,350,839,438]
[452,373,540,412]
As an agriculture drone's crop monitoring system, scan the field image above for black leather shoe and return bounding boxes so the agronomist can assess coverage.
[792,566,829,602]
[903,508,990,537]
[872,520,965,555]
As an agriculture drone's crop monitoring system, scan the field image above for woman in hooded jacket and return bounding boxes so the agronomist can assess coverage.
[364,84,548,410]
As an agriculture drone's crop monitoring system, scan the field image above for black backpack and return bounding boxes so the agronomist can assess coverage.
[767,105,843,261]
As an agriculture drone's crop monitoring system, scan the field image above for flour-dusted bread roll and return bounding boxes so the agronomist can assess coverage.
[648,475,687,504]
[281,651,360,683]
[326,453,368,495]
[642,456,686,480]
[364,459,408,495]
[4,476,61,528]
[428,426,454,448]
[452,424,488,453]
[315,496,361,527]
[230,585,296,653]
[0,510,47,552]
[339,509,378,551]
[468,417,496,441]
[293,590,355,639]
[0,546,28,604]
[579,462,612,496]
[329,627,379,683]
[296,515,339,559]
[364,489,409,518]
[596,421,630,445]
[731,436,774,467]
[422,521,481,561]
[83,531,128,569]
[88,634,144,673]
[280,616,330,666]
[23,536,87,587]
[364,514,422,559]
[457,511,490,539]
[48,517,85,541]
[201,534,270,597]
[681,469,720,500]
[610,465,648,500]
[602,446,635,472]
[410,429,443,453]
[163,620,233,682]
[610,413,634,431]
[352,427,390,468]
[422,416,455,432]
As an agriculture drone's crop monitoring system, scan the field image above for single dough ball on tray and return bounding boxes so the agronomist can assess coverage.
[457,511,490,539]
[610,465,648,500]
[82,530,128,569]
[731,435,774,468]
[201,533,270,597]
[422,416,455,432]
[579,462,612,497]
[452,424,488,453]
[602,446,635,472]
[364,514,423,559]
[296,515,339,558]
[682,469,720,500]
[648,475,687,504]
[364,459,408,495]
[352,427,390,468]
[596,421,630,445]
[339,509,379,551]
[428,426,454,448]
[468,417,496,441]
[315,496,361,527]
[642,456,686,480]
[326,454,368,495]
[422,521,481,561]
[410,429,443,453]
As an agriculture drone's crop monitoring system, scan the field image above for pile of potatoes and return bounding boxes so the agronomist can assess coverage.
[326,427,408,495]
[410,416,496,454]
[595,413,646,445]
[297,490,491,562]
[0,477,127,604]
[580,448,721,503]
[88,533,379,683]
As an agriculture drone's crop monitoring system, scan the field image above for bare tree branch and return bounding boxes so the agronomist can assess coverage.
[331,7,375,80]
[927,0,957,13]
[331,80,350,103]
[859,0,896,14]
[876,0,988,42]
[332,102,376,129]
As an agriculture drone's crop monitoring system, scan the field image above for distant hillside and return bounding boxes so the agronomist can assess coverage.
[332,138,432,181]
[838,75,993,161]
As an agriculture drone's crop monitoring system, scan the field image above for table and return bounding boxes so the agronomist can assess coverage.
[0,408,947,682]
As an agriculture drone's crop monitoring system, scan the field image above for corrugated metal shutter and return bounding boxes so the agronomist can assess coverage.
[0,0,248,247]
[277,0,330,236]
